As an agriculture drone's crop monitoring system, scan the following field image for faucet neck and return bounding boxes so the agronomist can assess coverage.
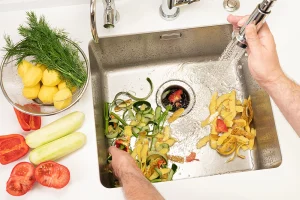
[259,0,276,13]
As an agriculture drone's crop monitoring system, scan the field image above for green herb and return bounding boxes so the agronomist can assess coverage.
[3,11,87,88]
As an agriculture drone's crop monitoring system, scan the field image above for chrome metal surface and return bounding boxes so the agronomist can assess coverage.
[90,0,119,43]
[103,0,119,28]
[234,0,276,48]
[159,5,180,21]
[160,0,200,20]
[223,0,240,12]
[89,24,282,188]
[90,0,98,43]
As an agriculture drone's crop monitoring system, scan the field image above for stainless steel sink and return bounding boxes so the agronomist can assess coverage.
[88,24,282,188]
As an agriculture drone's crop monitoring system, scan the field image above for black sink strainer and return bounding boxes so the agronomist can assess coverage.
[156,80,195,116]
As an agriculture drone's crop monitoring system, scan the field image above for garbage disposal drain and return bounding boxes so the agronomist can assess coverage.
[156,80,195,116]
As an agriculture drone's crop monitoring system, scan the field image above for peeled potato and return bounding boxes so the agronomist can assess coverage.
[38,85,58,104]
[58,81,77,93]
[22,66,43,87]
[42,69,61,86]
[18,60,33,78]
[36,63,47,72]
[58,81,67,90]
[53,88,72,110]
[23,83,40,99]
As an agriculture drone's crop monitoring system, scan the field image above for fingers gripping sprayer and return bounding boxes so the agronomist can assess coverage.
[233,0,277,48]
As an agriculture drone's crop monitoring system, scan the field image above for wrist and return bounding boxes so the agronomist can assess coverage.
[258,68,285,90]
[118,165,144,181]
[260,72,289,95]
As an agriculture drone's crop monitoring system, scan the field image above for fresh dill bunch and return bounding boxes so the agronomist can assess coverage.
[3,11,87,88]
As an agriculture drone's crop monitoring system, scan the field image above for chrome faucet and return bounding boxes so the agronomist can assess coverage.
[234,0,276,48]
[90,0,120,43]
[160,0,200,20]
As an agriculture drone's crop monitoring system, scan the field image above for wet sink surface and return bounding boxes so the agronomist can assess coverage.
[88,24,282,188]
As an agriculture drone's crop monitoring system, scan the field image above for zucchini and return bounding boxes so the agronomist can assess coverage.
[26,111,85,148]
[167,164,178,181]
[149,171,160,181]
[106,131,119,139]
[159,148,169,155]
[151,138,157,151]
[144,114,154,119]
[133,101,152,113]
[154,106,162,121]
[29,132,86,165]
[160,168,171,175]
[132,127,140,135]
[154,167,162,177]
[150,179,162,183]
[156,143,169,152]
[146,151,168,165]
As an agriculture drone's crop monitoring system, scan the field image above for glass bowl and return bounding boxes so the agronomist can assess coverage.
[0,39,90,116]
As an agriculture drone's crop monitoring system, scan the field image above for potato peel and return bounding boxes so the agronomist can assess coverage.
[199,91,257,162]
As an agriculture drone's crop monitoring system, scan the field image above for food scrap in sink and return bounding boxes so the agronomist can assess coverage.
[104,78,187,183]
[161,86,190,112]
[197,90,256,162]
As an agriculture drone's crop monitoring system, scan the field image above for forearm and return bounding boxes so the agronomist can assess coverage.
[119,171,164,200]
[262,74,300,136]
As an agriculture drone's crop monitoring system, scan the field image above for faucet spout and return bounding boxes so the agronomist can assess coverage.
[168,0,200,9]
[103,0,119,29]
[234,0,277,48]
[90,0,120,43]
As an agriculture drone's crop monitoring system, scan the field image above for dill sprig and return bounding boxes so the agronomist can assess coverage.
[3,11,87,88]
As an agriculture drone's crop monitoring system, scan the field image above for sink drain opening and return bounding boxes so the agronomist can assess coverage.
[156,80,195,116]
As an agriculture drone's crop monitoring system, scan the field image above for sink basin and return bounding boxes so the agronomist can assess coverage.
[88,24,282,188]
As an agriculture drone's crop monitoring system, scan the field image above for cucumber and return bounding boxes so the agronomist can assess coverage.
[29,132,86,165]
[26,111,85,148]
[167,164,178,181]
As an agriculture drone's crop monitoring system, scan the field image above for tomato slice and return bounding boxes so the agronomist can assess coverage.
[115,140,129,152]
[6,162,35,196]
[168,89,183,104]
[216,119,228,133]
[0,134,29,165]
[157,159,165,168]
[35,161,70,189]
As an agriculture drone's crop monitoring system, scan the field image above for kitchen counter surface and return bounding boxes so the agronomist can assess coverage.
[0,0,299,199]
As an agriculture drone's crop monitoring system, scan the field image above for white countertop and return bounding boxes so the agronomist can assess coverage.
[1,0,300,199]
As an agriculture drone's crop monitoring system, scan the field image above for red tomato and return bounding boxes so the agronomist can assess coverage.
[0,134,29,165]
[6,162,35,196]
[216,119,228,133]
[186,152,199,162]
[168,89,183,104]
[34,161,70,189]
[115,140,129,152]
[157,159,165,168]
[14,104,41,131]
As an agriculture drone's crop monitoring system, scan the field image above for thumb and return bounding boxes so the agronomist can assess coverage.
[245,24,262,51]
[108,146,118,155]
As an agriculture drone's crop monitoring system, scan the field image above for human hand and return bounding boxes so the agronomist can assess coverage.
[227,15,284,87]
[108,146,142,179]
